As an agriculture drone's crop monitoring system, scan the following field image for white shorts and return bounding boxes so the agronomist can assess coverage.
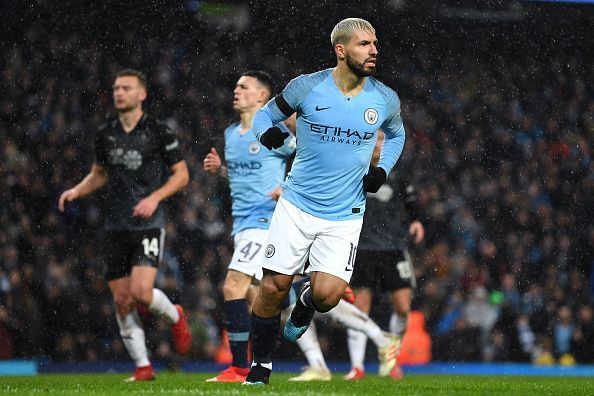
[228,228,268,281]
[262,197,363,283]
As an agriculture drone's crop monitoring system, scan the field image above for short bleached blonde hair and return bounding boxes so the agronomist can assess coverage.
[330,18,375,46]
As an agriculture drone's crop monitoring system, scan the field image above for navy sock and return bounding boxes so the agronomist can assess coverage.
[280,277,311,310]
[291,286,317,327]
[223,299,250,368]
[250,312,280,364]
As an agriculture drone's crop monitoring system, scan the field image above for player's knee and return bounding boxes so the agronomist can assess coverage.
[222,281,234,299]
[131,285,153,306]
[312,290,342,313]
[354,290,373,312]
[393,300,411,316]
[394,306,410,316]
[112,292,132,310]
[259,280,281,300]
[222,279,243,300]
[259,278,289,303]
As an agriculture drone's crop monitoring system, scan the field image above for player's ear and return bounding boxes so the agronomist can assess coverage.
[139,87,147,101]
[335,43,346,61]
[258,88,269,104]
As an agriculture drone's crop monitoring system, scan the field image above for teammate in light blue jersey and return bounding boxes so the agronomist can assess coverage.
[203,70,295,383]
[224,120,294,236]
[244,18,406,386]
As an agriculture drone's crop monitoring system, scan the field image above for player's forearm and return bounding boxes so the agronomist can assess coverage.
[377,126,405,175]
[252,99,287,141]
[149,162,189,203]
[73,166,108,197]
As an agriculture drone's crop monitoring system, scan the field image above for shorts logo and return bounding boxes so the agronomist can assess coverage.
[264,244,275,258]
[248,141,261,155]
[345,243,357,271]
[364,108,378,125]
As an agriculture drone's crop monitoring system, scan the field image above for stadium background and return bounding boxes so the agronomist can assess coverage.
[0,0,592,369]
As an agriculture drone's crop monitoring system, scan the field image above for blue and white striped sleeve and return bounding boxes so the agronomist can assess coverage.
[378,92,405,175]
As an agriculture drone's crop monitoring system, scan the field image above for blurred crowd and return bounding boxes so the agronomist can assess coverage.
[1,8,593,366]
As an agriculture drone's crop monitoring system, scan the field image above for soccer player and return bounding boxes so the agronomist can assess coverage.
[244,18,405,385]
[345,130,424,381]
[203,70,296,382]
[58,69,192,381]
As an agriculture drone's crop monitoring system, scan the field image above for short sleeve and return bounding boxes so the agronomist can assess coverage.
[159,124,184,166]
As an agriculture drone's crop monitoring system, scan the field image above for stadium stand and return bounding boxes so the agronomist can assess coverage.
[0,1,592,365]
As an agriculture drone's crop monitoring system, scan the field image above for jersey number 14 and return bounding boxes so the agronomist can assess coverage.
[142,237,160,257]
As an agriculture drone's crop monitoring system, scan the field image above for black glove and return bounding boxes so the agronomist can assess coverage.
[363,166,387,193]
[260,126,289,150]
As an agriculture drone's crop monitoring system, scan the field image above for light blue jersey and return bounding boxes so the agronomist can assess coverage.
[252,68,405,220]
[225,121,295,235]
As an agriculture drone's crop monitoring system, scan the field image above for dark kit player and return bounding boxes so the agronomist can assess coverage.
[346,130,425,381]
[59,69,192,381]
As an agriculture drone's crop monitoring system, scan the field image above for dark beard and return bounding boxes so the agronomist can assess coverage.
[346,53,376,77]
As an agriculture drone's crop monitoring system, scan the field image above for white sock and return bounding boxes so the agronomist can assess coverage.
[296,321,329,370]
[325,300,388,348]
[148,288,179,324]
[347,329,367,370]
[324,300,369,332]
[116,311,150,367]
[389,313,408,338]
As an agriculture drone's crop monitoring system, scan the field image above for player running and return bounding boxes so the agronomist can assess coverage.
[203,70,295,382]
[243,18,406,385]
[59,69,192,381]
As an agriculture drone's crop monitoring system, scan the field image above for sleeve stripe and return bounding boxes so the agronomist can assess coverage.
[274,94,295,117]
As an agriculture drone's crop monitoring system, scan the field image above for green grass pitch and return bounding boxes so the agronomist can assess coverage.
[1,373,593,395]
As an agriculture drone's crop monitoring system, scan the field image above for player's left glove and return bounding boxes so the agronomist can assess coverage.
[260,126,289,150]
[363,166,387,193]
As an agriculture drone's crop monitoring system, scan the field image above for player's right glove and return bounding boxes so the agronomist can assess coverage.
[260,126,289,150]
[363,166,387,193]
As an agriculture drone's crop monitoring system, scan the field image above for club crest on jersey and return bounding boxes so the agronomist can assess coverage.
[364,108,379,125]
[264,244,275,258]
[248,141,261,155]
[109,148,143,170]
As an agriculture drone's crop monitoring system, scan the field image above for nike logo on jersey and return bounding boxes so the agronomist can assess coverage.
[315,105,331,111]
